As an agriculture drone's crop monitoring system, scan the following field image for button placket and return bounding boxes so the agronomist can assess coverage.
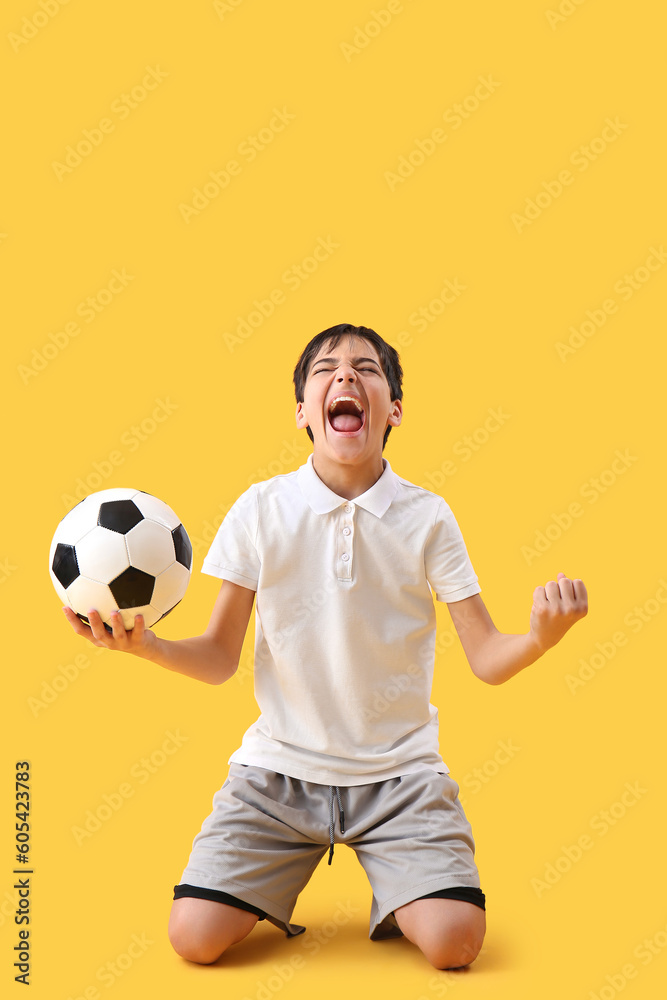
[336,502,355,581]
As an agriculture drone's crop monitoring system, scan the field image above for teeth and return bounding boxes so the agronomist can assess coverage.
[328,395,364,412]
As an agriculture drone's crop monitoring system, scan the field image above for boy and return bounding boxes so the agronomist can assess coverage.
[64,323,588,970]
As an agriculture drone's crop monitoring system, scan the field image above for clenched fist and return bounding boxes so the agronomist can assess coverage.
[530,572,588,653]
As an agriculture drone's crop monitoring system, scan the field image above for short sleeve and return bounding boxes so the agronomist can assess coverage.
[425,500,481,603]
[201,485,260,591]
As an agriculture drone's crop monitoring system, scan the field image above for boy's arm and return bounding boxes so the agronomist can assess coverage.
[63,578,255,685]
[447,572,588,685]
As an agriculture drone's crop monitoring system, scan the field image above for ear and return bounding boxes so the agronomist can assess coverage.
[295,401,309,429]
[388,400,403,427]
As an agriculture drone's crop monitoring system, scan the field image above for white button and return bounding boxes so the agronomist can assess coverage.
[344,505,352,513]
[341,553,349,562]
[343,527,351,536]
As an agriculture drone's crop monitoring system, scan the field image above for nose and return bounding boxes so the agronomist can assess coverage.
[336,365,357,383]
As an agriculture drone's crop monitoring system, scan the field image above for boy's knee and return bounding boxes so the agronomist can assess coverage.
[423,927,485,970]
[395,897,486,970]
[168,897,258,965]
[168,925,225,966]
[422,912,486,970]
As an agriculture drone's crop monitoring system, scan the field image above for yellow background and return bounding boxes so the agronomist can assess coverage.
[2,0,666,997]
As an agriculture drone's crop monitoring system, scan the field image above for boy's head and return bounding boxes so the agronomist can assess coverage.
[293,323,403,455]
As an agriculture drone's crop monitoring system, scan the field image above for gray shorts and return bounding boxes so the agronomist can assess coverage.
[174,763,484,940]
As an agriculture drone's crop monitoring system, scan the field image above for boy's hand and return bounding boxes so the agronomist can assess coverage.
[62,606,159,660]
[529,572,588,654]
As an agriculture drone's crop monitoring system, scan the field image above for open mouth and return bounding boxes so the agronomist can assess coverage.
[327,395,366,434]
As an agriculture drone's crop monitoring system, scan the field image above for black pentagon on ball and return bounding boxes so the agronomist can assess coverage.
[98,499,144,534]
[52,543,80,588]
[109,566,155,609]
[172,524,192,569]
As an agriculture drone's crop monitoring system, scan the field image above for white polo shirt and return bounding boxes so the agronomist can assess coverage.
[202,454,481,786]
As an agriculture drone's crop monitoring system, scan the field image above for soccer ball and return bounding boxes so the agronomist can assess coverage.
[49,488,192,630]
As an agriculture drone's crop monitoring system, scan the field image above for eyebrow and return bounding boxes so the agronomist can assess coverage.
[311,356,381,369]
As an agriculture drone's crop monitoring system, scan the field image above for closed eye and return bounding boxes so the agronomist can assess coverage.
[312,366,378,375]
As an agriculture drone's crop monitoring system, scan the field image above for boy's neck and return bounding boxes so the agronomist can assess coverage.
[311,453,386,500]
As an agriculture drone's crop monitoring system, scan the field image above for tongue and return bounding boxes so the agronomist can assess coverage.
[331,413,363,432]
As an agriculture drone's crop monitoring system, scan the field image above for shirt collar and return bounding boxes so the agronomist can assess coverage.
[298,454,399,518]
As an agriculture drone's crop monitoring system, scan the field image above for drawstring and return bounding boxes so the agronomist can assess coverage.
[327,785,345,865]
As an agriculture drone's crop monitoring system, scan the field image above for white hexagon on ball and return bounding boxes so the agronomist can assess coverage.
[53,495,99,546]
[152,561,190,616]
[66,577,120,623]
[75,526,130,584]
[125,520,175,576]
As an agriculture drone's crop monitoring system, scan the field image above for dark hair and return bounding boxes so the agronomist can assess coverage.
[293,324,403,449]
